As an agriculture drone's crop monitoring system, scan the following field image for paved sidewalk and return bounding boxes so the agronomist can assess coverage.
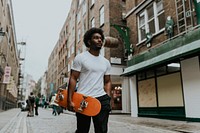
[0,108,21,130]
[63,110,200,133]
[108,114,200,133]
[1,108,200,133]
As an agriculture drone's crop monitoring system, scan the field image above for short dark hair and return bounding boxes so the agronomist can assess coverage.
[83,27,105,48]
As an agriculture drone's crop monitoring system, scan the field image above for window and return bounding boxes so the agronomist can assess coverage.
[91,17,95,27]
[137,0,165,43]
[77,47,81,55]
[100,6,105,26]
[71,45,74,54]
[156,66,167,76]
[77,29,81,42]
[79,0,83,6]
[68,63,71,72]
[82,0,87,15]
[77,12,81,24]
[138,12,146,41]
[82,20,86,35]
[72,27,75,39]
[82,44,87,52]
[91,0,95,7]
[147,5,155,34]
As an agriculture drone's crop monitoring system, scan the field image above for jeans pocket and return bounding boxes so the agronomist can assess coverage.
[98,95,111,111]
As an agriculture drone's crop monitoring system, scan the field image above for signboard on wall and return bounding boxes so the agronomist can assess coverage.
[3,66,11,84]
[110,57,121,64]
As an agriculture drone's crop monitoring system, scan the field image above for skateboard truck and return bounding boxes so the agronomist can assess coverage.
[78,96,88,112]
[58,94,64,100]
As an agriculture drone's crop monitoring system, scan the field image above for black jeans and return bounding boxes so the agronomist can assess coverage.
[35,105,39,115]
[75,94,111,133]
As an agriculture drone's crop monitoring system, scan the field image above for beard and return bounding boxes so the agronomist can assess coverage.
[90,44,102,51]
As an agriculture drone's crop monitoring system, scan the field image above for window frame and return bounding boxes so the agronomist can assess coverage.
[91,17,95,27]
[137,0,165,43]
[99,5,105,26]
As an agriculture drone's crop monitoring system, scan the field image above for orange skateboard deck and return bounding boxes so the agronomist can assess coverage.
[55,89,101,116]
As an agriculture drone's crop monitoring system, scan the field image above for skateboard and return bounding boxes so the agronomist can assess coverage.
[55,89,101,116]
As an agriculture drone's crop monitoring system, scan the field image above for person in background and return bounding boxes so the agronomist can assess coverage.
[67,27,112,133]
[50,93,58,116]
[35,94,40,116]
[41,95,45,108]
[27,92,35,117]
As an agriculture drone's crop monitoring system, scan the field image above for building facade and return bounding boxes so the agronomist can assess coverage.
[122,0,200,121]
[24,74,35,100]
[0,0,20,111]
[47,0,128,111]
[40,71,48,101]
[46,41,59,99]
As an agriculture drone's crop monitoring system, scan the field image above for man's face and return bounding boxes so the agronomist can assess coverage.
[89,33,103,50]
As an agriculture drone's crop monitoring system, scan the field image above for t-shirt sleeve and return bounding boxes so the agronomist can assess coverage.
[71,54,82,72]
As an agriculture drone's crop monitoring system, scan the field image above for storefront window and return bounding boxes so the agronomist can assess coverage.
[146,69,155,78]
[137,72,146,80]
[156,66,167,76]
[111,85,122,110]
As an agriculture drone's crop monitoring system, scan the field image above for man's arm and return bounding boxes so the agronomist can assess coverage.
[104,75,112,96]
[67,70,80,111]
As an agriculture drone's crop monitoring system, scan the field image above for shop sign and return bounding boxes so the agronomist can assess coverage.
[3,66,11,84]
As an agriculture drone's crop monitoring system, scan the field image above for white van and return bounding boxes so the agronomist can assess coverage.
[18,101,27,111]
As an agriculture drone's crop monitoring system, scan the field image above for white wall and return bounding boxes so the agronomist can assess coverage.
[129,76,138,117]
[181,56,200,118]
[110,65,124,75]
[122,77,131,113]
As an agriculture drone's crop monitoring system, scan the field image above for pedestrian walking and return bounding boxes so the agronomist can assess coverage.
[35,95,40,116]
[67,27,112,133]
[27,92,35,117]
[50,93,58,116]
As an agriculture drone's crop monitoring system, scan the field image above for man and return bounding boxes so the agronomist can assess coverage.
[67,27,112,133]
[35,94,40,116]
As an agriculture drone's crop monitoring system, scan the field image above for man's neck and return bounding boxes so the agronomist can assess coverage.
[89,49,100,56]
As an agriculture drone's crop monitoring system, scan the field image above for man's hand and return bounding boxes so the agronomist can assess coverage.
[67,101,75,112]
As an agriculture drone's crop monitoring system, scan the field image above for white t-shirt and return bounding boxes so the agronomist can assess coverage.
[72,51,111,97]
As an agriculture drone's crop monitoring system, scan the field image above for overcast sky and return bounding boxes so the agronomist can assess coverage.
[12,0,72,81]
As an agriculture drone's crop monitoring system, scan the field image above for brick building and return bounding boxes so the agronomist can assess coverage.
[0,0,20,111]
[122,0,200,121]
[47,0,127,111]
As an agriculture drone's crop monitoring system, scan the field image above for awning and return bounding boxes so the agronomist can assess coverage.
[122,39,200,76]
